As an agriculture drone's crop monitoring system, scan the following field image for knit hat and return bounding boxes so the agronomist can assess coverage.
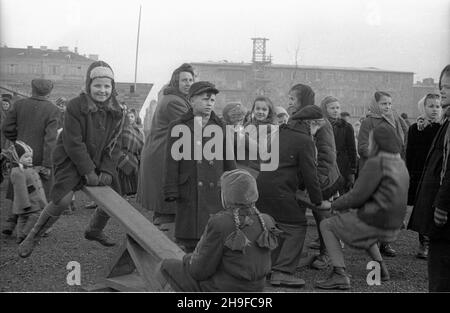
[372,124,402,154]
[188,81,219,100]
[55,97,67,107]
[274,106,289,117]
[221,169,258,209]
[221,169,280,253]
[3,141,33,167]
[31,79,53,97]
[222,102,247,125]
[85,61,115,95]
[291,105,324,121]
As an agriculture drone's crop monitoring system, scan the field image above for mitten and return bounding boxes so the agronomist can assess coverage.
[99,172,113,186]
[84,171,99,186]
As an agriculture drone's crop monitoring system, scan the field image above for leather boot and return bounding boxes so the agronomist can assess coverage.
[84,208,115,247]
[416,243,429,259]
[18,205,60,258]
[270,271,306,287]
[2,199,17,235]
[310,252,331,270]
[380,243,396,257]
[315,267,351,290]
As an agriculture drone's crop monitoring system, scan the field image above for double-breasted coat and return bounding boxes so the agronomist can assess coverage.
[163,110,236,240]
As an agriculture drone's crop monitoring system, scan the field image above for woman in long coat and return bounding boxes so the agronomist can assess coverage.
[138,64,194,224]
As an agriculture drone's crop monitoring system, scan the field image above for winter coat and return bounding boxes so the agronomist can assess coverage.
[332,152,409,230]
[358,113,408,170]
[183,207,277,292]
[10,166,47,215]
[405,122,441,205]
[2,96,59,168]
[256,122,323,224]
[138,87,191,214]
[331,119,357,178]
[409,119,450,241]
[50,93,124,203]
[163,110,236,240]
[314,119,342,196]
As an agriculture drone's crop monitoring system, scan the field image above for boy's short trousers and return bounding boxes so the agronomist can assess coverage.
[324,209,400,250]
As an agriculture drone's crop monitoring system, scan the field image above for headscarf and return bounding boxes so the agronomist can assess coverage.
[168,63,195,90]
[367,95,406,144]
[220,169,280,253]
[416,94,441,131]
[320,96,340,126]
[287,84,315,115]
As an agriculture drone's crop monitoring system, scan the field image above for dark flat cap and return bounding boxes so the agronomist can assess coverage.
[31,79,54,97]
[1,93,12,102]
[188,81,219,99]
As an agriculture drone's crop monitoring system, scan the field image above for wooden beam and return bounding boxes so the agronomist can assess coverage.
[82,186,185,262]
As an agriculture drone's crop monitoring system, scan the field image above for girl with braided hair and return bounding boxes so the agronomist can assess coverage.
[161,169,280,292]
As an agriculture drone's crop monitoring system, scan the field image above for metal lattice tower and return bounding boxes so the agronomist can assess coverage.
[251,38,272,96]
[251,38,271,64]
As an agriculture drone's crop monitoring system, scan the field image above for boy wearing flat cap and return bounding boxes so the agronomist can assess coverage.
[164,81,236,252]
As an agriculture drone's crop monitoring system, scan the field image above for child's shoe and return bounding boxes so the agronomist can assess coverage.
[315,267,351,290]
[270,271,305,287]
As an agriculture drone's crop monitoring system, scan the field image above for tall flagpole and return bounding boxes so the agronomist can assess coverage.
[134,5,142,91]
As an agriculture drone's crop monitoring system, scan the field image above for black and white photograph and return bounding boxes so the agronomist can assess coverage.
[0,0,449,298]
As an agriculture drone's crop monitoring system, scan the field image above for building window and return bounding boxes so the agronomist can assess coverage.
[7,64,18,74]
[49,65,60,75]
[28,64,39,74]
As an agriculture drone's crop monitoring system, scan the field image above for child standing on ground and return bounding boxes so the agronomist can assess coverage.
[18,61,125,258]
[315,124,409,290]
[3,141,47,243]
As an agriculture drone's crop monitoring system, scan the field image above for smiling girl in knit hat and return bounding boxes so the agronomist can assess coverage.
[161,169,280,292]
[18,61,126,258]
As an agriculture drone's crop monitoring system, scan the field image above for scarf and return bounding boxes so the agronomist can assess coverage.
[416,95,441,131]
[367,98,406,144]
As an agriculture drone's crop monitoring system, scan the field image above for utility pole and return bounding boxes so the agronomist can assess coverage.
[134,5,142,92]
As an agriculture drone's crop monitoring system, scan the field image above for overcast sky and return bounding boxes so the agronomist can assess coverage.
[1,0,449,106]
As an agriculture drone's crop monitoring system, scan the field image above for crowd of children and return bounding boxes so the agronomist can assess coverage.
[1,61,449,292]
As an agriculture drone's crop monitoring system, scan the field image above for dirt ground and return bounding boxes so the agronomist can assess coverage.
[0,178,428,292]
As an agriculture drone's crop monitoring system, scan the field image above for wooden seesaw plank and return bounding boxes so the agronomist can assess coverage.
[82,186,185,291]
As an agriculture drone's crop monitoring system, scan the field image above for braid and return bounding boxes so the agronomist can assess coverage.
[233,208,241,231]
[253,206,267,232]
